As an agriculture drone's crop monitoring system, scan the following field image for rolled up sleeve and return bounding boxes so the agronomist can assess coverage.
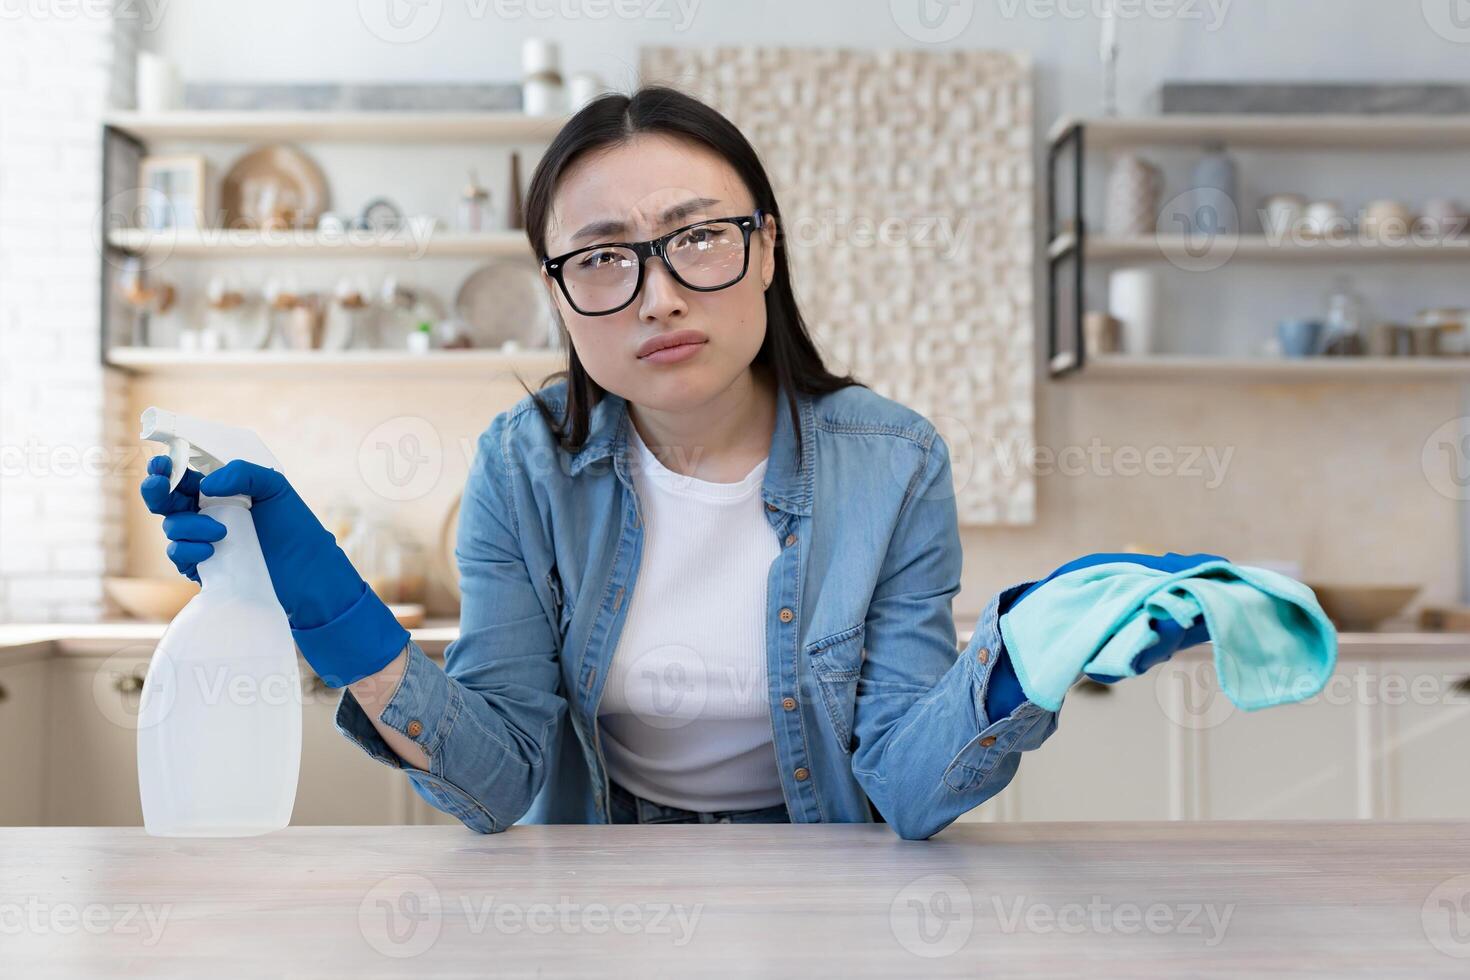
[849,429,1058,840]
[332,411,568,833]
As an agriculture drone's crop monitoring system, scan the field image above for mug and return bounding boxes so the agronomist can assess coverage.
[1277,318,1323,358]
[1083,311,1123,355]
[1367,323,1408,357]
[1418,198,1466,239]
[1302,200,1346,239]
[1361,200,1415,242]
[1261,193,1305,237]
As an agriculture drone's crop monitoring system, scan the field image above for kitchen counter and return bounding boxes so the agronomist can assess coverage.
[2,620,1468,662]
[2,821,1466,977]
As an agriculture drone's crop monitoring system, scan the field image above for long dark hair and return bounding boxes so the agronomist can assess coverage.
[517,84,864,465]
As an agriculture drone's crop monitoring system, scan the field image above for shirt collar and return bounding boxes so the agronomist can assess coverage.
[567,378,814,517]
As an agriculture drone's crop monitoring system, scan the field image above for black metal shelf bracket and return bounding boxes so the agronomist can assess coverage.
[1045,122,1085,379]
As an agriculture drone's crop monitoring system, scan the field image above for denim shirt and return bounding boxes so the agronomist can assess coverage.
[334,377,1058,840]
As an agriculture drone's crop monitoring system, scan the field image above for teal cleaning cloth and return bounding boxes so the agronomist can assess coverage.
[998,560,1337,712]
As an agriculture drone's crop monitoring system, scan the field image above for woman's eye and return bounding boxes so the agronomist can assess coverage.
[577,249,621,269]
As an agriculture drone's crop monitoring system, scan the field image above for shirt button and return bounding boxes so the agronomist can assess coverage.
[793,767,810,781]
[778,607,794,623]
[784,533,797,547]
[976,647,990,664]
[782,697,797,711]
[766,502,778,511]
[406,720,424,738]
[979,736,997,747]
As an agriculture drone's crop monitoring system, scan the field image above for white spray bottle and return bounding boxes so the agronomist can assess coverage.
[137,407,302,837]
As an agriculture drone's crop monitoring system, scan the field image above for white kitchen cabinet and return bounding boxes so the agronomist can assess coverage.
[44,652,150,826]
[292,674,408,825]
[1381,658,1470,819]
[1197,666,1362,821]
[1008,675,1177,821]
[43,652,410,827]
[998,653,1375,822]
[0,657,48,825]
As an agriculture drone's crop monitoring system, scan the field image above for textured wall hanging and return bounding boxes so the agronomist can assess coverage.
[639,46,1035,524]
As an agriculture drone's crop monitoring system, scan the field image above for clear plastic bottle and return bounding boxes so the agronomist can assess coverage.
[137,408,302,837]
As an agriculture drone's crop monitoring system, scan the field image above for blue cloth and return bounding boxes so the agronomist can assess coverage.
[141,455,408,687]
[332,377,1059,840]
[984,552,1221,718]
[998,559,1336,712]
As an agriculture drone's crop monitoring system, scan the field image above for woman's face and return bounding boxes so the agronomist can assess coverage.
[540,133,777,412]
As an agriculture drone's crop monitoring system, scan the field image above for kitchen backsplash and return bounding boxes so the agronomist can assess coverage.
[120,371,1460,622]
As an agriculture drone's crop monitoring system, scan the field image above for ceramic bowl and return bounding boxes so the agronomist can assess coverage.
[104,576,199,621]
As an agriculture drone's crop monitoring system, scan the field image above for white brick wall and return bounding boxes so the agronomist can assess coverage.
[0,4,138,623]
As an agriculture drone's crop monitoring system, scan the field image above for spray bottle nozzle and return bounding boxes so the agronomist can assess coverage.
[140,407,282,499]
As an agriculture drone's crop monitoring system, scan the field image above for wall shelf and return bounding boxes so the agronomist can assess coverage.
[1046,115,1470,379]
[106,228,534,258]
[1047,114,1470,151]
[1070,354,1470,382]
[105,347,566,380]
[1050,231,1470,263]
[100,111,564,368]
[102,110,570,143]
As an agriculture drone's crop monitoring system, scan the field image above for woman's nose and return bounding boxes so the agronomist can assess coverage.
[637,258,688,322]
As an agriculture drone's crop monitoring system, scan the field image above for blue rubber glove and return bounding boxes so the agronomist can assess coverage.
[140,454,408,687]
[985,551,1223,719]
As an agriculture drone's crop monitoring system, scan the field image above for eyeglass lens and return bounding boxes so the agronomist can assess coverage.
[562,219,748,313]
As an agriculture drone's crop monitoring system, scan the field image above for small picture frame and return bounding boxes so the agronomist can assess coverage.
[138,154,207,230]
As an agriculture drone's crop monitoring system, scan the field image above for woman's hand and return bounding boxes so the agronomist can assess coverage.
[140,454,408,686]
[1015,551,1222,678]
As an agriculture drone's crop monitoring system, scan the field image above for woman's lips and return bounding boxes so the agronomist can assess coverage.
[638,340,707,364]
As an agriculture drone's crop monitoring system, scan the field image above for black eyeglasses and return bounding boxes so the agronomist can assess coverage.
[542,209,764,317]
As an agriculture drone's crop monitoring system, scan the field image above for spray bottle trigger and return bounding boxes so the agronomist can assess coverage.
[166,438,193,493]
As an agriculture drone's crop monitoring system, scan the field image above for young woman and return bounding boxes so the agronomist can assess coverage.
[141,86,1070,840]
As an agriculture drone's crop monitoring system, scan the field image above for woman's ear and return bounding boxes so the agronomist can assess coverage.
[540,266,567,314]
[760,212,777,290]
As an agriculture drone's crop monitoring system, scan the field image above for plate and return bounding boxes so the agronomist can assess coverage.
[220,144,330,230]
[453,260,557,350]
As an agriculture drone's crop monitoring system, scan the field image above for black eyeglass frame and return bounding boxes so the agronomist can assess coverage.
[541,208,766,317]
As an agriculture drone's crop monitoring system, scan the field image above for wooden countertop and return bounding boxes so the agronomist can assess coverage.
[2,821,1466,977]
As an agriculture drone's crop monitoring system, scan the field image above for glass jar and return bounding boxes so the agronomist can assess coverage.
[1321,276,1367,356]
[1416,307,1468,356]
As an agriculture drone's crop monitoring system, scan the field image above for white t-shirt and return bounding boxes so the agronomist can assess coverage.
[597,420,786,812]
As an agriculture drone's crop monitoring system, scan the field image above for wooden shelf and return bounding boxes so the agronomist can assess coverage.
[106,227,533,259]
[105,347,567,379]
[1072,355,1470,382]
[103,110,570,143]
[1049,231,1470,263]
[1049,114,1470,150]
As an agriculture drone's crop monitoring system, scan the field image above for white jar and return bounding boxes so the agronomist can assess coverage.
[1107,268,1161,355]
